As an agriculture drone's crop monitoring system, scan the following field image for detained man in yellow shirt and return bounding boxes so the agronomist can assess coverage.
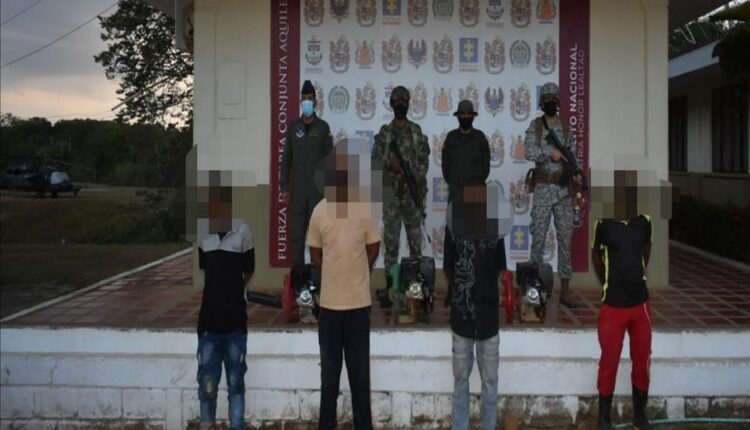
[307,138,381,430]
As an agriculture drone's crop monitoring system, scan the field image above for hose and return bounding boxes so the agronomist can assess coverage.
[613,417,750,428]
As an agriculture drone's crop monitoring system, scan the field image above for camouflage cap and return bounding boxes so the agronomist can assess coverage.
[390,85,410,103]
[539,82,560,106]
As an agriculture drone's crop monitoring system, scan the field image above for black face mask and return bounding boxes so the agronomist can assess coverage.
[392,103,408,118]
[458,117,474,131]
[543,100,558,117]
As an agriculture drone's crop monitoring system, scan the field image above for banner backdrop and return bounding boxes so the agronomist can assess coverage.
[270,0,589,271]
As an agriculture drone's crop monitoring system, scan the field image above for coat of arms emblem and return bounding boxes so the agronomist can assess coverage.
[487,0,504,20]
[435,178,449,204]
[431,129,448,165]
[484,87,504,117]
[304,0,324,27]
[381,35,403,73]
[329,36,351,73]
[330,0,349,22]
[511,134,526,161]
[407,0,428,26]
[484,36,505,74]
[408,39,427,69]
[305,36,323,66]
[459,83,480,112]
[433,87,453,115]
[510,40,531,68]
[356,40,375,68]
[409,82,428,120]
[509,177,531,215]
[433,36,454,74]
[383,83,394,113]
[510,84,531,122]
[458,0,479,27]
[537,0,556,23]
[356,82,377,120]
[431,224,446,260]
[489,131,505,167]
[333,128,348,147]
[535,36,557,75]
[510,0,531,28]
[356,0,377,26]
[433,0,454,20]
[329,86,350,114]
[315,82,325,117]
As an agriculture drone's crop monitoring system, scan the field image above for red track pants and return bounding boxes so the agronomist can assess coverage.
[597,301,652,396]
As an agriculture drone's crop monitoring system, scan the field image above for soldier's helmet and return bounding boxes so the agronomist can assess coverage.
[539,82,560,107]
[390,85,411,105]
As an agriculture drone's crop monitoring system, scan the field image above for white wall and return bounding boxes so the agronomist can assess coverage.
[2,327,749,428]
[193,0,270,182]
[671,74,750,175]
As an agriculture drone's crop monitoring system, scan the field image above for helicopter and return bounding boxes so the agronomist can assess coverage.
[0,158,82,198]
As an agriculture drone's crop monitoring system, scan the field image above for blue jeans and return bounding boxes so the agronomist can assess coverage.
[197,331,247,430]
[451,332,499,430]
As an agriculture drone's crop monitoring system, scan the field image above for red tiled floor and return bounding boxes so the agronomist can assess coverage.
[3,245,750,329]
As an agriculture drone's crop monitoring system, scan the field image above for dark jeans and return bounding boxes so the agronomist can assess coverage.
[197,331,247,430]
[318,306,372,430]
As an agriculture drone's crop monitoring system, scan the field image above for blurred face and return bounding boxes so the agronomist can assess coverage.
[207,186,232,233]
[613,170,638,220]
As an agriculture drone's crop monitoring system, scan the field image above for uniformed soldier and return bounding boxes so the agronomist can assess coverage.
[280,80,334,266]
[524,83,582,308]
[372,86,430,288]
[441,99,491,203]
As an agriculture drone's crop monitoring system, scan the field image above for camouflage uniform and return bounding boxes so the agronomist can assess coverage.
[524,114,576,280]
[372,120,430,273]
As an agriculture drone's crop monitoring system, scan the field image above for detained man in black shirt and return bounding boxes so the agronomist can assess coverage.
[196,183,255,430]
[444,185,507,430]
[591,170,652,430]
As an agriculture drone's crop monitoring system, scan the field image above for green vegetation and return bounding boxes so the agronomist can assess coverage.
[95,0,193,125]
[710,1,750,81]
[0,114,191,188]
[0,188,183,244]
[0,188,189,318]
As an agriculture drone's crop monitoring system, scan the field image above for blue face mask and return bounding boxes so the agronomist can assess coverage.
[301,100,314,117]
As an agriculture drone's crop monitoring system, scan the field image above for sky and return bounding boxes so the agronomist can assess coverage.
[0,0,121,121]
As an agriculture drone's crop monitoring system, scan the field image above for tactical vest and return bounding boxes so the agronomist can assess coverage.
[534,117,570,148]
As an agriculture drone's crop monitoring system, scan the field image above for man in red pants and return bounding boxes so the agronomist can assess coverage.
[591,170,653,430]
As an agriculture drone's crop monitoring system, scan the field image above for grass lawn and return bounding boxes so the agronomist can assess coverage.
[0,187,189,318]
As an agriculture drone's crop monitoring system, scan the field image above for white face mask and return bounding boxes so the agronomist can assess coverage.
[301,100,314,117]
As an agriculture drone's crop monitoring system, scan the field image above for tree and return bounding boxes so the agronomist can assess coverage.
[710,2,750,81]
[95,0,193,126]
[0,116,53,159]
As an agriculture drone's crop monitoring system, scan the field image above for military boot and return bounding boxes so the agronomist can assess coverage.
[597,395,613,430]
[559,278,579,308]
[632,386,651,430]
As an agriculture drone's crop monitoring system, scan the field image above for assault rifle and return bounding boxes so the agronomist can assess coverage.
[542,117,588,193]
[389,139,431,244]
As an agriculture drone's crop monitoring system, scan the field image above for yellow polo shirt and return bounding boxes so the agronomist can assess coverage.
[307,199,381,310]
